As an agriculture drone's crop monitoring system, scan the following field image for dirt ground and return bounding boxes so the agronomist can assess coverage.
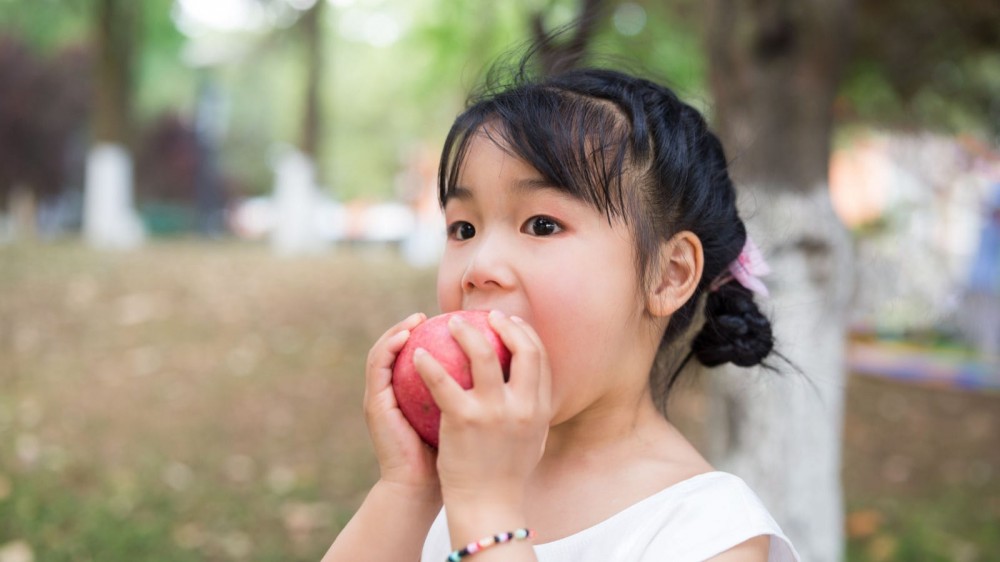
[0,242,996,561]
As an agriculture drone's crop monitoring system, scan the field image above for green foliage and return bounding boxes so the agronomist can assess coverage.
[135,0,194,119]
[317,0,540,199]
[0,0,191,117]
[842,51,1000,137]
[840,62,908,124]
[592,2,706,100]
[308,0,709,199]
[0,0,90,53]
[841,0,1000,138]
[3,0,995,204]
[0,0,751,202]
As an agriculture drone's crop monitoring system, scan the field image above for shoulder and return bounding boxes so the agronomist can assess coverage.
[704,536,770,562]
[640,472,800,562]
[653,470,770,516]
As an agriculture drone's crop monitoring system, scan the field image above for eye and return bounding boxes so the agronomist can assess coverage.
[523,215,563,236]
[447,221,476,241]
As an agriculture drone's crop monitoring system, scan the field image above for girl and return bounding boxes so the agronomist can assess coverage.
[322,62,800,561]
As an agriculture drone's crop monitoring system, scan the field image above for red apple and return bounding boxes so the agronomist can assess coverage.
[391,310,512,448]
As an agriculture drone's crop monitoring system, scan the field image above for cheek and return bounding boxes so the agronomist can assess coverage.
[531,280,635,369]
[436,255,464,313]
[526,266,645,409]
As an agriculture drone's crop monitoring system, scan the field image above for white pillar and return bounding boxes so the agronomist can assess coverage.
[83,143,145,250]
[270,148,324,255]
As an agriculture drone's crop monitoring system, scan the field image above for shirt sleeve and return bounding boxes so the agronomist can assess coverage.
[640,473,800,562]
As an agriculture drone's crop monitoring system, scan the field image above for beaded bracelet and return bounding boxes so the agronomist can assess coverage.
[446,528,535,561]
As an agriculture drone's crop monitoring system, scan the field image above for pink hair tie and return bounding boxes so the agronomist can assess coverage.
[709,236,771,297]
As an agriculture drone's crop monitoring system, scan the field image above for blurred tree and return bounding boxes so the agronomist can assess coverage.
[0,0,188,117]
[135,112,199,204]
[702,2,855,561]
[320,0,545,198]
[92,0,137,145]
[0,0,89,54]
[81,0,145,249]
[298,0,324,161]
[0,0,191,209]
[696,2,1000,559]
[845,0,1000,136]
[0,36,90,213]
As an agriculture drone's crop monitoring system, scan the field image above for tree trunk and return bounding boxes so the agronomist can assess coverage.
[85,0,143,249]
[704,1,855,560]
[300,0,324,162]
[93,0,137,145]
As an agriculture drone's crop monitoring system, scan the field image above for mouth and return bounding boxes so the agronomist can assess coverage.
[462,306,522,320]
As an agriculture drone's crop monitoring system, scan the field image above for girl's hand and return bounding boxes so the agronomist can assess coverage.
[414,310,552,509]
[363,312,440,496]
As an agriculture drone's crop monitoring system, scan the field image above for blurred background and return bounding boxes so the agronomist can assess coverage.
[1,0,998,560]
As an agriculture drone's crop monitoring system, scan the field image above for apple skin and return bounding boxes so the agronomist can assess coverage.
[391,310,512,448]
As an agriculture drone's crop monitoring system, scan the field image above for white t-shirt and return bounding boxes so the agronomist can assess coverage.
[421,471,800,562]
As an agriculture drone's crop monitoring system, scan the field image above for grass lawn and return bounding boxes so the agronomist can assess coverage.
[1,241,997,561]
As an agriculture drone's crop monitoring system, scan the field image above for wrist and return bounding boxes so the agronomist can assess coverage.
[441,477,525,508]
[443,491,527,551]
[374,478,442,510]
[446,528,536,562]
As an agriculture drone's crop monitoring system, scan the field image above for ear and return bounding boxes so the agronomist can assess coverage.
[647,231,704,318]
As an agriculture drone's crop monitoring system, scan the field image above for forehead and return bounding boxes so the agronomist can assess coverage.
[444,132,555,203]
[462,131,544,177]
[438,92,638,222]
[450,124,587,206]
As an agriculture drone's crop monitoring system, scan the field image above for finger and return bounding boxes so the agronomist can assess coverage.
[508,315,552,404]
[510,315,543,350]
[374,312,426,353]
[448,314,506,399]
[366,313,426,394]
[413,347,469,411]
[487,310,541,395]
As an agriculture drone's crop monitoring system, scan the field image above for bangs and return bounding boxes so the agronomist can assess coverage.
[438,86,648,222]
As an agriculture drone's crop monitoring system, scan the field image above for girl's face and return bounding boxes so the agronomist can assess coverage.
[437,133,660,424]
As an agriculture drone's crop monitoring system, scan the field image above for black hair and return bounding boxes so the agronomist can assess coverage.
[437,59,776,408]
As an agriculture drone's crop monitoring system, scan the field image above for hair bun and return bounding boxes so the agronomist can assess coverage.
[692,284,774,368]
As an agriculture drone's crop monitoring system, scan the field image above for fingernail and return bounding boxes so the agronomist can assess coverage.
[510,315,524,323]
[489,309,505,321]
[408,312,424,322]
[448,315,465,328]
[414,347,427,358]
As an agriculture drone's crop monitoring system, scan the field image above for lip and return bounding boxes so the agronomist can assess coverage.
[462,306,521,320]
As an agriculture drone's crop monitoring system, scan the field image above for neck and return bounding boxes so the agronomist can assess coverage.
[542,387,672,463]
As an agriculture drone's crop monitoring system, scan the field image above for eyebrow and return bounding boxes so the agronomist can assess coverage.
[515,177,559,192]
[444,177,561,204]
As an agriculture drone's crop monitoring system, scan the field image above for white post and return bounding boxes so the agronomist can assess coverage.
[83,143,145,250]
[8,185,37,241]
[270,148,324,255]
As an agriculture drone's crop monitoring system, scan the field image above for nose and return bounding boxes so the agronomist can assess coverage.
[461,232,516,293]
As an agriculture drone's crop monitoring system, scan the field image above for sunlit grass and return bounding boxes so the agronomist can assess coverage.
[0,241,437,561]
[846,490,1000,562]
